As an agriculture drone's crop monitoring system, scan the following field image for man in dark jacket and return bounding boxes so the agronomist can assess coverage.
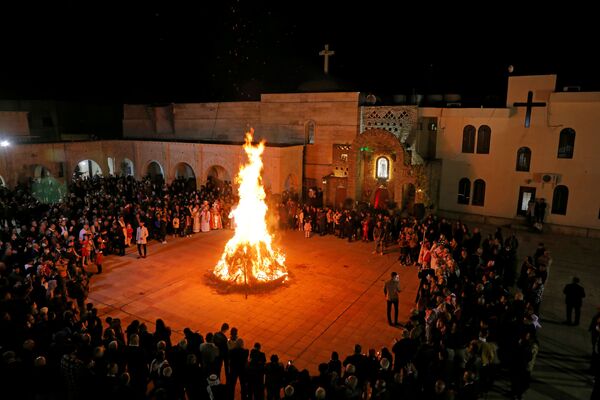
[563,276,586,325]
[384,272,401,325]
[229,338,249,400]
[213,323,230,381]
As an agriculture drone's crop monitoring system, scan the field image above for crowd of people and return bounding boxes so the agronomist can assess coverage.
[0,175,578,399]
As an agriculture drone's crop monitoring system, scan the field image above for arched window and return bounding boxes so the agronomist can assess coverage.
[74,160,102,180]
[457,178,471,204]
[472,179,486,206]
[376,157,389,179]
[557,128,575,158]
[551,185,569,215]
[121,158,135,177]
[476,125,491,154]
[516,147,531,171]
[462,125,475,153]
[305,120,316,144]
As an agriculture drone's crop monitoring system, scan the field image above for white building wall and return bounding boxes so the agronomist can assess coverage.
[435,75,600,232]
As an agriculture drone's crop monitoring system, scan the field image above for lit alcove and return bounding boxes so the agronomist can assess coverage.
[376,156,390,179]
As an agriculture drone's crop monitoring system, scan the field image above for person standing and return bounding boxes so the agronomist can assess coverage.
[589,308,600,355]
[213,323,230,383]
[172,214,180,238]
[126,223,133,247]
[563,276,586,326]
[539,198,547,223]
[304,219,312,238]
[373,221,384,255]
[192,205,201,234]
[229,338,249,400]
[526,199,535,225]
[95,235,105,274]
[136,221,149,259]
[118,216,127,256]
[247,342,266,400]
[201,202,211,233]
[384,272,401,326]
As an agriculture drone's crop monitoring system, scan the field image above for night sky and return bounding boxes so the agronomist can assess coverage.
[1,2,598,105]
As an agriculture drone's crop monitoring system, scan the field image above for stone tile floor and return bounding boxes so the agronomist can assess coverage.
[88,226,597,399]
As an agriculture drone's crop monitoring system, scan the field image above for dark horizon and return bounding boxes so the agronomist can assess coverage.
[1,3,598,105]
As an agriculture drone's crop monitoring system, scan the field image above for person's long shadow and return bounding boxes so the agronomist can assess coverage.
[529,378,590,400]
[539,316,566,326]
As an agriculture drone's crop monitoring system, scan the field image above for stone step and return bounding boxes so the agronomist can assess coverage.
[510,222,544,234]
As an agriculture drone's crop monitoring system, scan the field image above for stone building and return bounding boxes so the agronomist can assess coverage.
[1,74,599,236]
[120,93,430,211]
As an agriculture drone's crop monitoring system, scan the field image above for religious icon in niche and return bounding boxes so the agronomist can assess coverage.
[376,157,389,179]
[340,153,348,162]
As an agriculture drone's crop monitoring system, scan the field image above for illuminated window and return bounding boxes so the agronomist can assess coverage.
[376,157,389,179]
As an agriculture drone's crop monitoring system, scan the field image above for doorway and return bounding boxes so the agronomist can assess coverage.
[335,186,347,209]
[517,186,536,216]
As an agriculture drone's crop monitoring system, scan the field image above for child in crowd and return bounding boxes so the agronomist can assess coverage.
[172,214,180,238]
[80,234,93,267]
[304,218,312,238]
[184,212,192,237]
[126,223,133,247]
[362,219,370,242]
[95,235,105,274]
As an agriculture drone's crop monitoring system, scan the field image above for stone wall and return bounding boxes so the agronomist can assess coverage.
[123,92,360,147]
[122,92,359,192]
[0,111,30,137]
[0,140,303,196]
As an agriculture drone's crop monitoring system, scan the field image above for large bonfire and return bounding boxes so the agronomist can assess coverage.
[212,130,288,287]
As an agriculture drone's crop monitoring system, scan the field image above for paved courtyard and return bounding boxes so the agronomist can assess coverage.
[88,226,598,399]
[89,229,420,374]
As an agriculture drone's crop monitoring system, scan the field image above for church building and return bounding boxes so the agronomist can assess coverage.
[1,74,599,237]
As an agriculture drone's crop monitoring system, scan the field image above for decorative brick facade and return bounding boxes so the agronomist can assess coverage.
[347,129,415,205]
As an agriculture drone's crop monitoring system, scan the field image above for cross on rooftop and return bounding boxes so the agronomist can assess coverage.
[319,44,335,75]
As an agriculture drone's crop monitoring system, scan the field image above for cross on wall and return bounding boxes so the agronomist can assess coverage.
[513,90,546,128]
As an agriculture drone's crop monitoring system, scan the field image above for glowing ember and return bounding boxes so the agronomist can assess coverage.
[213,130,288,286]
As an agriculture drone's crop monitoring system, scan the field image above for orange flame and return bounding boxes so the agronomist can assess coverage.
[212,130,288,286]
